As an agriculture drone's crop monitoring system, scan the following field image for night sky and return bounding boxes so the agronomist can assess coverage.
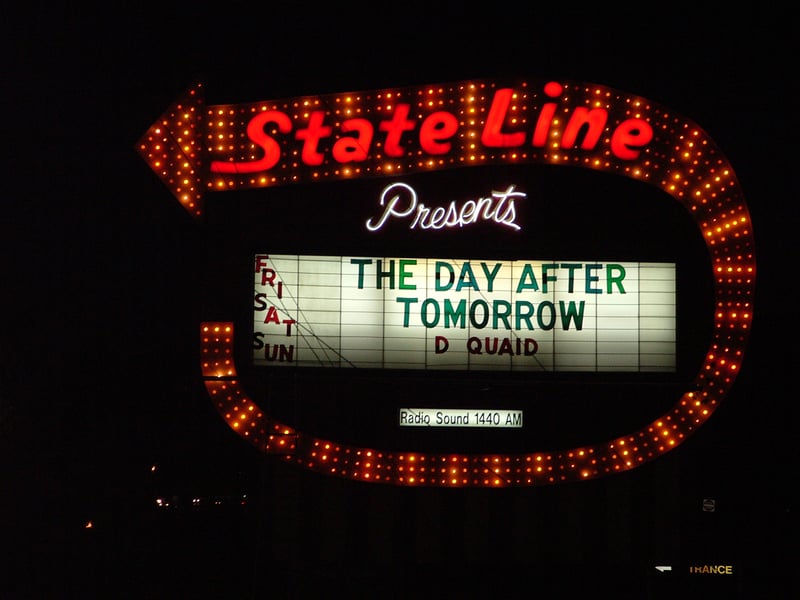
[2,5,795,598]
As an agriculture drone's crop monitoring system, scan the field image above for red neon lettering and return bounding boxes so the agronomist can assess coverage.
[419,111,459,154]
[332,118,373,163]
[532,102,557,147]
[210,80,654,178]
[561,106,607,150]
[610,118,653,160]
[481,88,526,148]
[532,81,563,146]
[379,103,416,156]
[210,111,291,173]
[295,111,333,166]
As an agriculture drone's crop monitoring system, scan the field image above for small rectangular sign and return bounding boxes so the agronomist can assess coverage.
[398,408,523,428]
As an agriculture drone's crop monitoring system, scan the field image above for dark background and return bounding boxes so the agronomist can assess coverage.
[2,4,795,599]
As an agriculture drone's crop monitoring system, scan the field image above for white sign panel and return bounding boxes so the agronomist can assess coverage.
[253,254,676,372]
[399,408,524,428]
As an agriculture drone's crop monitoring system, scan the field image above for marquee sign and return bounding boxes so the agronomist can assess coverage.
[138,79,658,218]
[253,254,676,373]
[139,77,755,487]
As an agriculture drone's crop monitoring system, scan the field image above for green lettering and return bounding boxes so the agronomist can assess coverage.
[396,297,418,327]
[585,263,601,294]
[399,259,417,290]
[515,301,535,330]
[560,263,582,292]
[420,298,440,327]
[435,261,454,291]
[542,263,558,293]
[350,258,372,289]
[559,300,585,330]
[492,300,512,329]
[480,262,502,292]
[606,263,625,293]
[515,263,539,293]
[443,299,467,328]
[456,262,479,292]
[538,301,556,330]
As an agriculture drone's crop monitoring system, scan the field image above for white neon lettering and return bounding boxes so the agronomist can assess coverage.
[365,182,523,232]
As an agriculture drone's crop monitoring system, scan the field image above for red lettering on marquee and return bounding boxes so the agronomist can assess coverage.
[138,79,671,217]
[610,118,652,160]
[332,118,373,163]
[481,88,526,148]
[379,103,416,156]
[295,111,333,166]
[419,111,459,154]
[206,82,654,178]
[212,111,292,174]
[531,81,563,146]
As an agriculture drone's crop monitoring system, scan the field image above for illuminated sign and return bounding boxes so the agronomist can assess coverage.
[688,565,734,575]
[399,408,523,428]
[137,78,661,218]
[253,254,676,372]
[141,76,756,487]
[366,182,523,232]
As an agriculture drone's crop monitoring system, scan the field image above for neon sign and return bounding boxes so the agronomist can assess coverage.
[139,77,756,486]
[365,182,523,232]
[138,78,660,218]
[205,81,652,178]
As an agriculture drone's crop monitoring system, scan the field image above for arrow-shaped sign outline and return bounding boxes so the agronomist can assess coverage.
[137,77,745,222]
[137,78,757,487]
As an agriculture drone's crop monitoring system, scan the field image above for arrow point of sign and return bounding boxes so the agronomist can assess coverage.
[655,565,672,572]
[136,83,206,219]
